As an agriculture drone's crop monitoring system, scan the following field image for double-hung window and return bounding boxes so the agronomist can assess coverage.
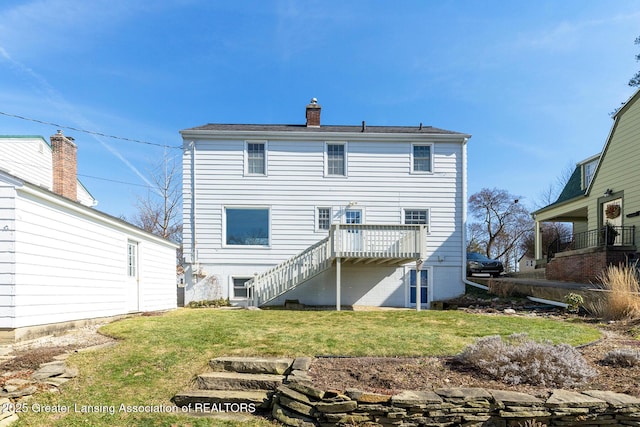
[582,158,598,190]
[326,143,346,176]
[246,141,266,175]
[317,207,332,231]
[412,144,432,173]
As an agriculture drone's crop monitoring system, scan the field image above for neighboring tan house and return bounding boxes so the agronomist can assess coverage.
[532,89,640,283]
[181,99,472,309]
[0,132,178,343]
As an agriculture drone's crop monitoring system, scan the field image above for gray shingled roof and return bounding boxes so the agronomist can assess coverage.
[182,123,466,135]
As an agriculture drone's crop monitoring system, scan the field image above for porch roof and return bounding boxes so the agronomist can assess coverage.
[532,167,587,222]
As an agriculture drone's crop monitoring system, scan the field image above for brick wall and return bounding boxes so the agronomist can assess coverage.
[546,247,634,283]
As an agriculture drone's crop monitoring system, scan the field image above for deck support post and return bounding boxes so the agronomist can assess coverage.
[415,259,422,311]
[336,257,341,311]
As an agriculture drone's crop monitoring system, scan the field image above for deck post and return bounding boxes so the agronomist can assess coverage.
[415,259,421,311]
[336,257,341,311]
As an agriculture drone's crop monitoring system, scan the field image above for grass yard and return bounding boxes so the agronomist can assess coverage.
[15,308,601,427]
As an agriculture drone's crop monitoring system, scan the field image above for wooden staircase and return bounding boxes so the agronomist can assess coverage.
[247,224,427,307]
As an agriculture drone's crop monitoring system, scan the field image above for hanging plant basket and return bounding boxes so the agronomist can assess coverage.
[605,204,621,219]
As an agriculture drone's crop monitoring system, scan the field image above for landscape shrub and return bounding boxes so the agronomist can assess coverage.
[564,292,584,313]
[601,348,640,367]
[187,298,231,308]
[456,333,596,387]
[587,264,640,320]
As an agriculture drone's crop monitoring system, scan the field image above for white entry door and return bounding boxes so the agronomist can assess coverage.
[345,209,362,252]
[127,241,140,312]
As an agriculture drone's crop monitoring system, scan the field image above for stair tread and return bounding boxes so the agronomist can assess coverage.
[200,371,285,380]
[175,389,270,399]
[209,356,293,375]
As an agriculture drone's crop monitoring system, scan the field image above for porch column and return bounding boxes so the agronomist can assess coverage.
[534,220,542,261]
[336,257,341,311]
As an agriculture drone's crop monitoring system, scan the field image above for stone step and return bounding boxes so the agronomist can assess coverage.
[197,371,285,391]
[172,389,272,410]
[209,356,293,375]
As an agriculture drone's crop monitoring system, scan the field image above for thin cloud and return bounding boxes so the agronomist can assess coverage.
[0,44,157,192]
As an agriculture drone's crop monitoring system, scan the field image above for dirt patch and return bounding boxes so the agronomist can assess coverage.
[309,316,640,398]
[0,324,116,374]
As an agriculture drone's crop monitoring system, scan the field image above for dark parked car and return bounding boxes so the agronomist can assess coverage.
[466,252,504,277]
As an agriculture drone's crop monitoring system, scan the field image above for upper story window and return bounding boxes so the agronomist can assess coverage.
[582,157,598,189]
[245,141,267,175]
[225,207,270,246]
[326,143,346,176]
[411,144,432,173]
[317,207,332,231]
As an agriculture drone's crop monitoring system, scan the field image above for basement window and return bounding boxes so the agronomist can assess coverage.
[232,277,252,299]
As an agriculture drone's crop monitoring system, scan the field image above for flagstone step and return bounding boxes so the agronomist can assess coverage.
[172,389,272,410]
[209,356,293,375]
[197,371,285,391]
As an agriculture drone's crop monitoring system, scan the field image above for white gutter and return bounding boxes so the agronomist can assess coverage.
[180,129,472,143]
[460,137,487,291]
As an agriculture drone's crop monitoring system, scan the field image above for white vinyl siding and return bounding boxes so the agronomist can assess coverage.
[0,136,96,207]
[4,183,176,329]
[183,138,463,270]
[0,184,17,327]
[0,137,52,189]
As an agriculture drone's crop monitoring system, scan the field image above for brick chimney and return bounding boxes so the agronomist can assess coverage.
[50,130,78,201]
[305,98,321,127]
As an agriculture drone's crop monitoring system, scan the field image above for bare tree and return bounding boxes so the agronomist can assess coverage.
[629,35,640,87]
[520,222,572,260]
[130,155,182,246]
[468,188,533,271]
[534,161,576,210]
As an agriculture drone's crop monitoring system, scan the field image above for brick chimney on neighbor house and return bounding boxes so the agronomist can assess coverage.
[305,98,321,127]
[50,130,77,201]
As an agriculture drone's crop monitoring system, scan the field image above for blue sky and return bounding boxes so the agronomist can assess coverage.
[1,0,639,220]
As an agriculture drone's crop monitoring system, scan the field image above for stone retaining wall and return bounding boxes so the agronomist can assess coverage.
[274,358,640,427]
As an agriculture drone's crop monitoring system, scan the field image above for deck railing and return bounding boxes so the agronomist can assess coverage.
[248,224,426,306]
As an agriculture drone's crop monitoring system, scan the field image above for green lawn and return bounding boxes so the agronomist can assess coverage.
[15,308,601,427]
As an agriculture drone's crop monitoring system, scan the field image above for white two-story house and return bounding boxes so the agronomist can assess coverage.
[181,99,471,309]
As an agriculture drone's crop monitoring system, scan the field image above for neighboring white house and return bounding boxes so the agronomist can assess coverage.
[181,99,471,309]
[0,132,178,342]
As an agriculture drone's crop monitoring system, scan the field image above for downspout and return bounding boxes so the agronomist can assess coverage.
[189,141,198,274]
[461,138,488,291]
